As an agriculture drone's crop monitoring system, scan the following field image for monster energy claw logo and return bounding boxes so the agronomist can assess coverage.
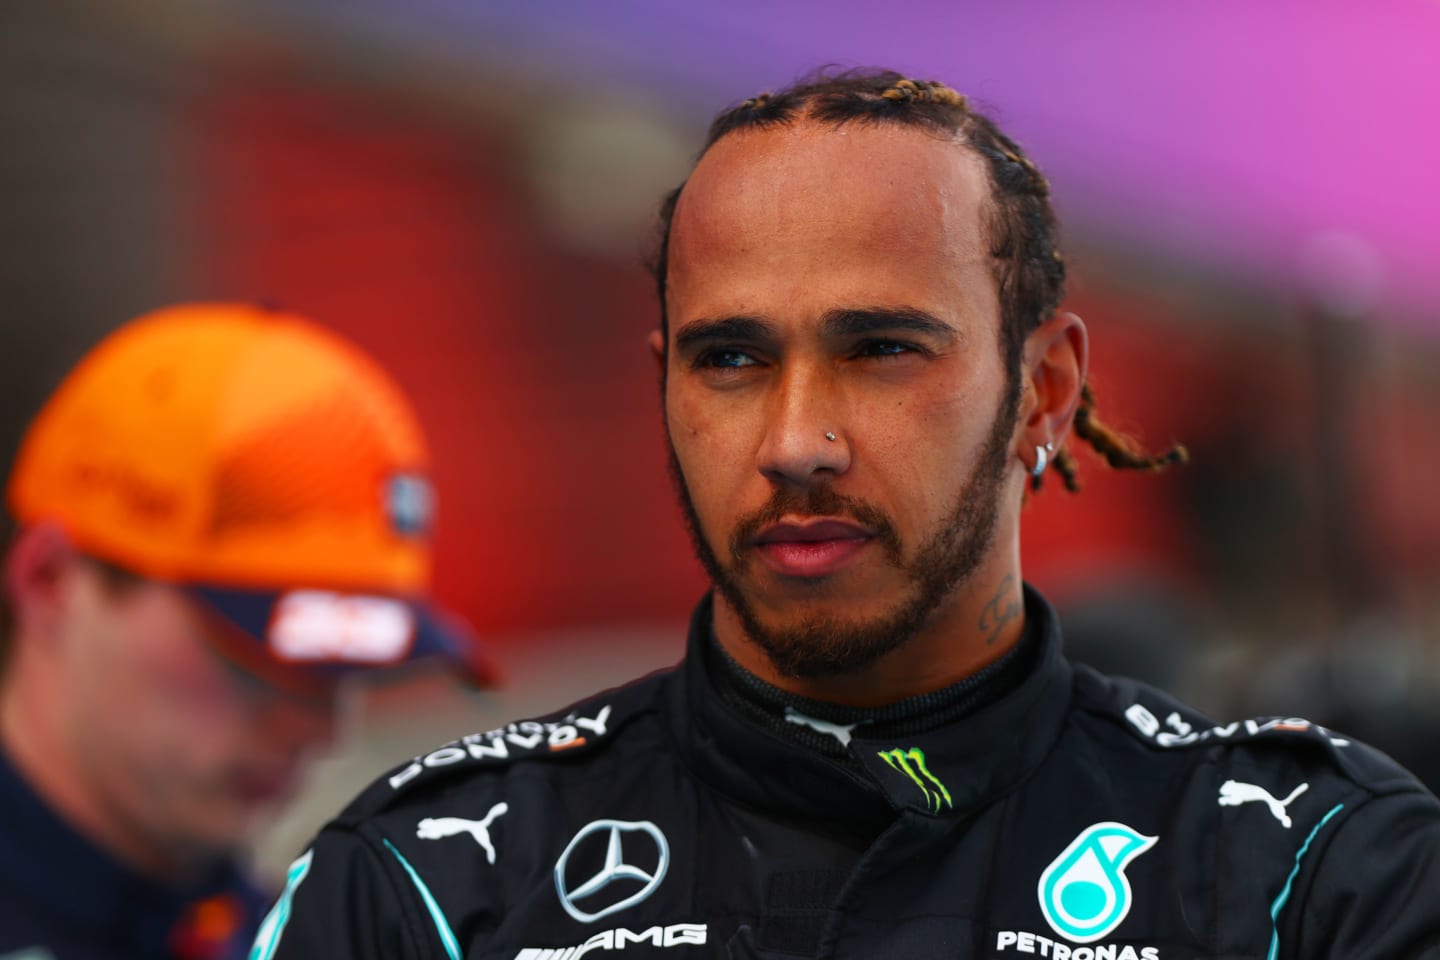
[878,747,953,811]
[1038,822,1156,944]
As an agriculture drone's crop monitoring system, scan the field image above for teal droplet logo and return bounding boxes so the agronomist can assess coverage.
[1061,881,1106,920]
[1037,822,1157,944]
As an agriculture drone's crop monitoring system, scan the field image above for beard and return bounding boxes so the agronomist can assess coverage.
[668,375,1019,679]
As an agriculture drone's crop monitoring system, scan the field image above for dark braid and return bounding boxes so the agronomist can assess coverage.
[649,67,1183,493]
[1049,447,1081,495]
[1059,385,1188,489]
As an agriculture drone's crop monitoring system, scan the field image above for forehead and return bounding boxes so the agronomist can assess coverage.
[668,120,993,316]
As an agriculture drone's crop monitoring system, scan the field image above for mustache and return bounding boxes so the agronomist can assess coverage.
[729,485,903,568]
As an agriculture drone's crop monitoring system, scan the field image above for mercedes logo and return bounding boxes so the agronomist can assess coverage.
[553,819,670,923]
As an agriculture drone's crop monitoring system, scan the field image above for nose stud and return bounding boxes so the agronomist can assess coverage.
[825,432,837,442]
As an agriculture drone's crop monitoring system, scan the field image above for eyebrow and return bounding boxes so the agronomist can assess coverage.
[820,307,958,342]
[673,315,777,353]
[672,306,958,353]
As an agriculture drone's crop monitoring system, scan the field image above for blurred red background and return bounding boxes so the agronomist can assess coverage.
[3,4,1437,873]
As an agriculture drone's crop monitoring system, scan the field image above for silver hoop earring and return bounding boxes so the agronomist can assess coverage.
[825,432,836,442]
[1032,443,1051,478]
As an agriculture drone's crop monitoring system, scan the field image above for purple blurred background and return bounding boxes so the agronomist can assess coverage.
[287,0,1440,318]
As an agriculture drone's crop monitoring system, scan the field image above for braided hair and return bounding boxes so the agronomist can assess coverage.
[649,68,1185,492]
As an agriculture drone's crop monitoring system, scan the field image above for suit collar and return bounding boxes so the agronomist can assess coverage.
[668,584,1072,829]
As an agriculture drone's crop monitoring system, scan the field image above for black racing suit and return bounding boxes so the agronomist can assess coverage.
[255,589,1440,959]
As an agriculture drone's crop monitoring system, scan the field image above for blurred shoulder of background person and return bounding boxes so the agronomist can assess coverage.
[0,302,494,960]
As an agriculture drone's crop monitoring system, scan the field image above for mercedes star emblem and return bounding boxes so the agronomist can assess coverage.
[553,819,670,923]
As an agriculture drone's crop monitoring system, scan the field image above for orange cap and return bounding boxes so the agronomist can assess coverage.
[8,303,494,684]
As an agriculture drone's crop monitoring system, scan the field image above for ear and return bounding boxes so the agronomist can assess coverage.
[4,521,80,641]
[1019,312,1088,456]
[648,328,666,380]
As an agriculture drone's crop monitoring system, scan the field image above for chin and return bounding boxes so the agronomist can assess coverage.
[750,554,887,590]
[160,822,252,867]
[196,791,290,848]
[200,815,266,857]
[748,574,906,619]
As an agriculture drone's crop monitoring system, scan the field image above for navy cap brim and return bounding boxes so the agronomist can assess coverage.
[188,585,500,689]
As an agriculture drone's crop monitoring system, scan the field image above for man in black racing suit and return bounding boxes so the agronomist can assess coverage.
[255,69,1440,959]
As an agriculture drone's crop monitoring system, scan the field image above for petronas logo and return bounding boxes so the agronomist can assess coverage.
[877,747,953,811]
[1037,822,1156,943]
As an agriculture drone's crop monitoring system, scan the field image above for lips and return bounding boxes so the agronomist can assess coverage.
[751,518,874,578]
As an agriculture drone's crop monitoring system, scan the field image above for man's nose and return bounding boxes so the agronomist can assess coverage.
[755,364,851,487]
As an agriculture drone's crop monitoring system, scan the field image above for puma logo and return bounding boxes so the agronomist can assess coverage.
[1218,780,1309,828]
[785,707,859,747]
[416,802,509,863]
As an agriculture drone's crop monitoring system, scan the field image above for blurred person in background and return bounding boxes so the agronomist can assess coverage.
[256,70,1439,959]
[0,303,493,960]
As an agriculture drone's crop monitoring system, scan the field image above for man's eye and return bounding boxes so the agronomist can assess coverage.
[696,349,758,369]
[857,340,917,359]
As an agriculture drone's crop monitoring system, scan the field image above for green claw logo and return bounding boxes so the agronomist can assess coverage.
[878,747,953,811]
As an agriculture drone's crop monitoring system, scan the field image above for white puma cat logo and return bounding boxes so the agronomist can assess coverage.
[784,707,859,747]
[1218,780,1309,828]
[416,802,510,863]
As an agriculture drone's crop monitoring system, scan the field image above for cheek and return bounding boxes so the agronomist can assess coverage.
[852,375,997,519]
[666,378,726,444]
[147,649,257,760]
[668,389,759,511]
[84,608,252,763]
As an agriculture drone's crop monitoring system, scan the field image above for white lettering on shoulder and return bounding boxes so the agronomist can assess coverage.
[389,703,617,790]
[1124,704,1350,750]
